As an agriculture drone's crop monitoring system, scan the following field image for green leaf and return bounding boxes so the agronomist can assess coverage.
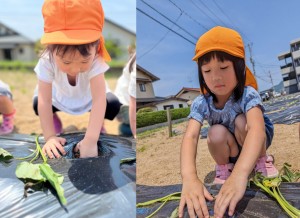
[15,162,46,182]
[120,157,136,164]
[39,163,66,205]
[0,148,13,162]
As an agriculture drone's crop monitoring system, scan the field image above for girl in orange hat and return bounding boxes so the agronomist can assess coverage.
[33,0,121,159]
[179,26,278,218]
[0,80,16,135]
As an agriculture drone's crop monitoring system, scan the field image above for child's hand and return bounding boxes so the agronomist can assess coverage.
[214,173,248,218]
[42,136,66,159]
[74,140,98,158]
[179,177,214,218]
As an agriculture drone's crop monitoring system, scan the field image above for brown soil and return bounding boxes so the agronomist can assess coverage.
[0,71,120,135]
[137,122,300,185]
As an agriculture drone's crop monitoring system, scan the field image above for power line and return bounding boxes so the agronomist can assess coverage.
[211,0,239,30]
[256,61,281,68]
[138,12,183,59]
[141,0,197,40]
[137,8,196,45]
[189,0,219,26]
[210,0,252,44]
[197,0,228,27]
[168,0,209,31]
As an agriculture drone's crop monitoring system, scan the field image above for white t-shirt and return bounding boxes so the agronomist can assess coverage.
[34,53,109,115]
[114,58,136,105]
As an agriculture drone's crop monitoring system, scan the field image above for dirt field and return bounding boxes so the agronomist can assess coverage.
[137,122,300,185]
[0,71,121,136]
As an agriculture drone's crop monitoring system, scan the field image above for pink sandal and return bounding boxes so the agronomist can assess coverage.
[213,163,234,184]
[0,110,16,135]
[255,155,279,178]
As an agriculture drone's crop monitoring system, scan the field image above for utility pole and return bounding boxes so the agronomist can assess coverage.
[267,70,274,90]
[267,70,275,97]
[247,43,256,76]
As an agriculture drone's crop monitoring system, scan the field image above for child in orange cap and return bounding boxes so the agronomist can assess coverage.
[33,0,121,159]
[0,80,16,135]
[179,26,278,218]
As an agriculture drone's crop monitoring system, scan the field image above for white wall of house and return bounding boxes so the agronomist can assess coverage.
[103,22,135,61]
[155,100,188,111]
[13,44,36,62]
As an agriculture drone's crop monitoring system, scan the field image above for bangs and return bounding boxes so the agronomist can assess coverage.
[198,51,235,66]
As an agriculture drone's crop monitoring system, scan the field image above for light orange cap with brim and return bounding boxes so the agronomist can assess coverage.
[41,0,111,62]
[193,26,257,91]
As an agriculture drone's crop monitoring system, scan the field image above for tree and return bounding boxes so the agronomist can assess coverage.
[105,38,123,59]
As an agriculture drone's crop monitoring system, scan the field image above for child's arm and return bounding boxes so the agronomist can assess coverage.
[214,106,265,217]
[79,73,106,158]
[38,80,66,158]
[179,119,213,218]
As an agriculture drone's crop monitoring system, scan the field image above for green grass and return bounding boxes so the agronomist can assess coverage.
[137,127,165,139]
[137,145,146,153]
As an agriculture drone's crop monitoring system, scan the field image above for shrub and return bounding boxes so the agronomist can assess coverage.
[137,107,190,128]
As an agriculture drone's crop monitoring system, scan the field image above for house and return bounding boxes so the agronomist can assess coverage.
[137,65,189,111]
[175,87,200,105]
[103,19,136,61]
[278,38,300,94]
[0,19,136,62]
[0,22,36,62]
[140,96,189,111]
[137,65,162,109]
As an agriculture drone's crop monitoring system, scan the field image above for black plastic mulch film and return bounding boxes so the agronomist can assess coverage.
[137,93,300,217]
[137,183,300,218]
[0,133,136,218]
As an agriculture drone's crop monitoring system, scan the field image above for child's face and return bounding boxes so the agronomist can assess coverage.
[54,46,97,77]
[201,57,237,98]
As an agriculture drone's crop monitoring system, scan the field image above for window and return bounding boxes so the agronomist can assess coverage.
[295,58,300,67]
[179,104,183,108]
[3,49,12,60]
[163,105,174,110]
[282,74,289,82]
[19,48,23,54]
[139,83,146,92]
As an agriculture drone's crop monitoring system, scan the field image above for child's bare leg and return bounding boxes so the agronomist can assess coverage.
[0,96,14,114]
[234,113,266,157]
[207,124,239,165]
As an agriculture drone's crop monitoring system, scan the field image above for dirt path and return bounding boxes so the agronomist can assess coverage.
[137,122,300,185]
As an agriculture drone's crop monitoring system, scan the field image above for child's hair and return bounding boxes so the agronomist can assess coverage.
[40,40,100,58]
[197,51,246,102]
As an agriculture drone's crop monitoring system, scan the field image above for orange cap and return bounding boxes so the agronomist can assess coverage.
[193,26,257,90]
[41,0,111,62]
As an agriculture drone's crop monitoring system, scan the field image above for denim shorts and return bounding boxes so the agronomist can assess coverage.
[229,114,274,164]
[264,114,274,148]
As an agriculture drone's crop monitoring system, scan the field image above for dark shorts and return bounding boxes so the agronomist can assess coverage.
[33,92,121,120]
[229,114,274,164]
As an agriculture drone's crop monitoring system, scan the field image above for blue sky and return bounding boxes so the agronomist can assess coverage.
[137,0,300,96]
[0,0,136,41]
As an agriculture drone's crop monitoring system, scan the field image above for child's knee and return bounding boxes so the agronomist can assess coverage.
[207,124,228,145]
[0,95,8,104]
